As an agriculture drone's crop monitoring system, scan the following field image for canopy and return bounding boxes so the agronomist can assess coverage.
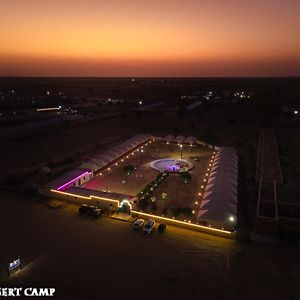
[197,147,238,230]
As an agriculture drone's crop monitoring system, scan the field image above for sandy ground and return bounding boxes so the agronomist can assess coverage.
[0,192,299,300]
[83,153,158,195]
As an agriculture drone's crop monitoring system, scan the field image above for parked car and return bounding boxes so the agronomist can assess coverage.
[158,223,166,233]
[133,218,144,230]
[143,219,155,234]
[91,208,103,218]
[79,204,103,218]
[79,204,88,214]
[86,206,97,216]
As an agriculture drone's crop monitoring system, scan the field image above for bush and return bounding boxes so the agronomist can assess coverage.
[180,172,192,184]
[138,195,151,210]
[162,208,168,215]
[137,171,169,199]
[172,207,193,218]
[123,165,135,175]
[151,202,158,212]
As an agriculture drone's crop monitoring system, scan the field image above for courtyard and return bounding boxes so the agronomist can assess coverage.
[83,141,212,221]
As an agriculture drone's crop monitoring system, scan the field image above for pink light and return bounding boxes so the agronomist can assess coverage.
[57,171,92,191]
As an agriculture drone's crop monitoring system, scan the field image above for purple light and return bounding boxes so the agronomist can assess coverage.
[57,171,92,191]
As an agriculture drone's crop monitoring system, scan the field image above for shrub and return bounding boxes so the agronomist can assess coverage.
[162,208,168,215]
[151,202,158,212]
[123,165,135,175]
[180,172,192,184]
[138,195,151,210]
[172,207,193,218]
[161,192,168,200]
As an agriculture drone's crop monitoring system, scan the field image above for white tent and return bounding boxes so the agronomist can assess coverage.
[197,147,238,230]
[164,134,174,142]
[79,162,98,172]
[185,136,197,145]
[98,154,115,163]
[90,158,107,169]
[174,135,185,144]
[79,134,154,173]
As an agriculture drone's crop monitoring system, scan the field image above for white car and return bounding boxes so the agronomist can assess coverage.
[133,218,144,230]
[143,219,155,234]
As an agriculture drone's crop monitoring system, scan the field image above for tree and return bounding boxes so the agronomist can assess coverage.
[161,192,168,201]
[151,196,156,203]
[151,202,158,212]
[123,165,135,175]
[180,172,191,184]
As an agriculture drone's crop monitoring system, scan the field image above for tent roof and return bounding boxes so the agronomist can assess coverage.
[164,134,175,141]
[85,133,154,171]
[174,135,185,143]
[185,136,197,144]
[197,147,238,229]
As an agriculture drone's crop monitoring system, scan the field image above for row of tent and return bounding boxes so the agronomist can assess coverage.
[197,147,238,230]
[79,134,154,172]
[163,135,197,145]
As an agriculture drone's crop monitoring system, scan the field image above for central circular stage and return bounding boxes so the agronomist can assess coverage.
[150,158,193,173]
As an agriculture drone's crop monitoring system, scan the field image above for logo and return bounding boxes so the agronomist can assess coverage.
[0,288,56,297]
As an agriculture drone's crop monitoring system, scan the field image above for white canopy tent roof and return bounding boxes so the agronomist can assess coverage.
[79,162,98,172]
[197,147,238,230]
[174,135,185,144]
[163,134,174,142]
[185,136,197,145]
[81,133,154,173]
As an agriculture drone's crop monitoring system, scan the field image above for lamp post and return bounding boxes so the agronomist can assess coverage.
[180,144,183,159]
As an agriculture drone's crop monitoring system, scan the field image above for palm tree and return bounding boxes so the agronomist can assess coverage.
[161,192,168,201]
[180,172,191,184]
[123,165,134,175]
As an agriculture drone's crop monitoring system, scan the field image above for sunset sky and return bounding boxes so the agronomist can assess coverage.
[1,0,300,77]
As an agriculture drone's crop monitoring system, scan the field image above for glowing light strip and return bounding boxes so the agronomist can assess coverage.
[131,211,233,235]
[51,189,122,206]
[36,106,61,112]
[56,171,92,191]
[50,189,233,235]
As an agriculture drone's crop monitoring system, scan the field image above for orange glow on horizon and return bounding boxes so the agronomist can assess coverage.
[1,0,300,76]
